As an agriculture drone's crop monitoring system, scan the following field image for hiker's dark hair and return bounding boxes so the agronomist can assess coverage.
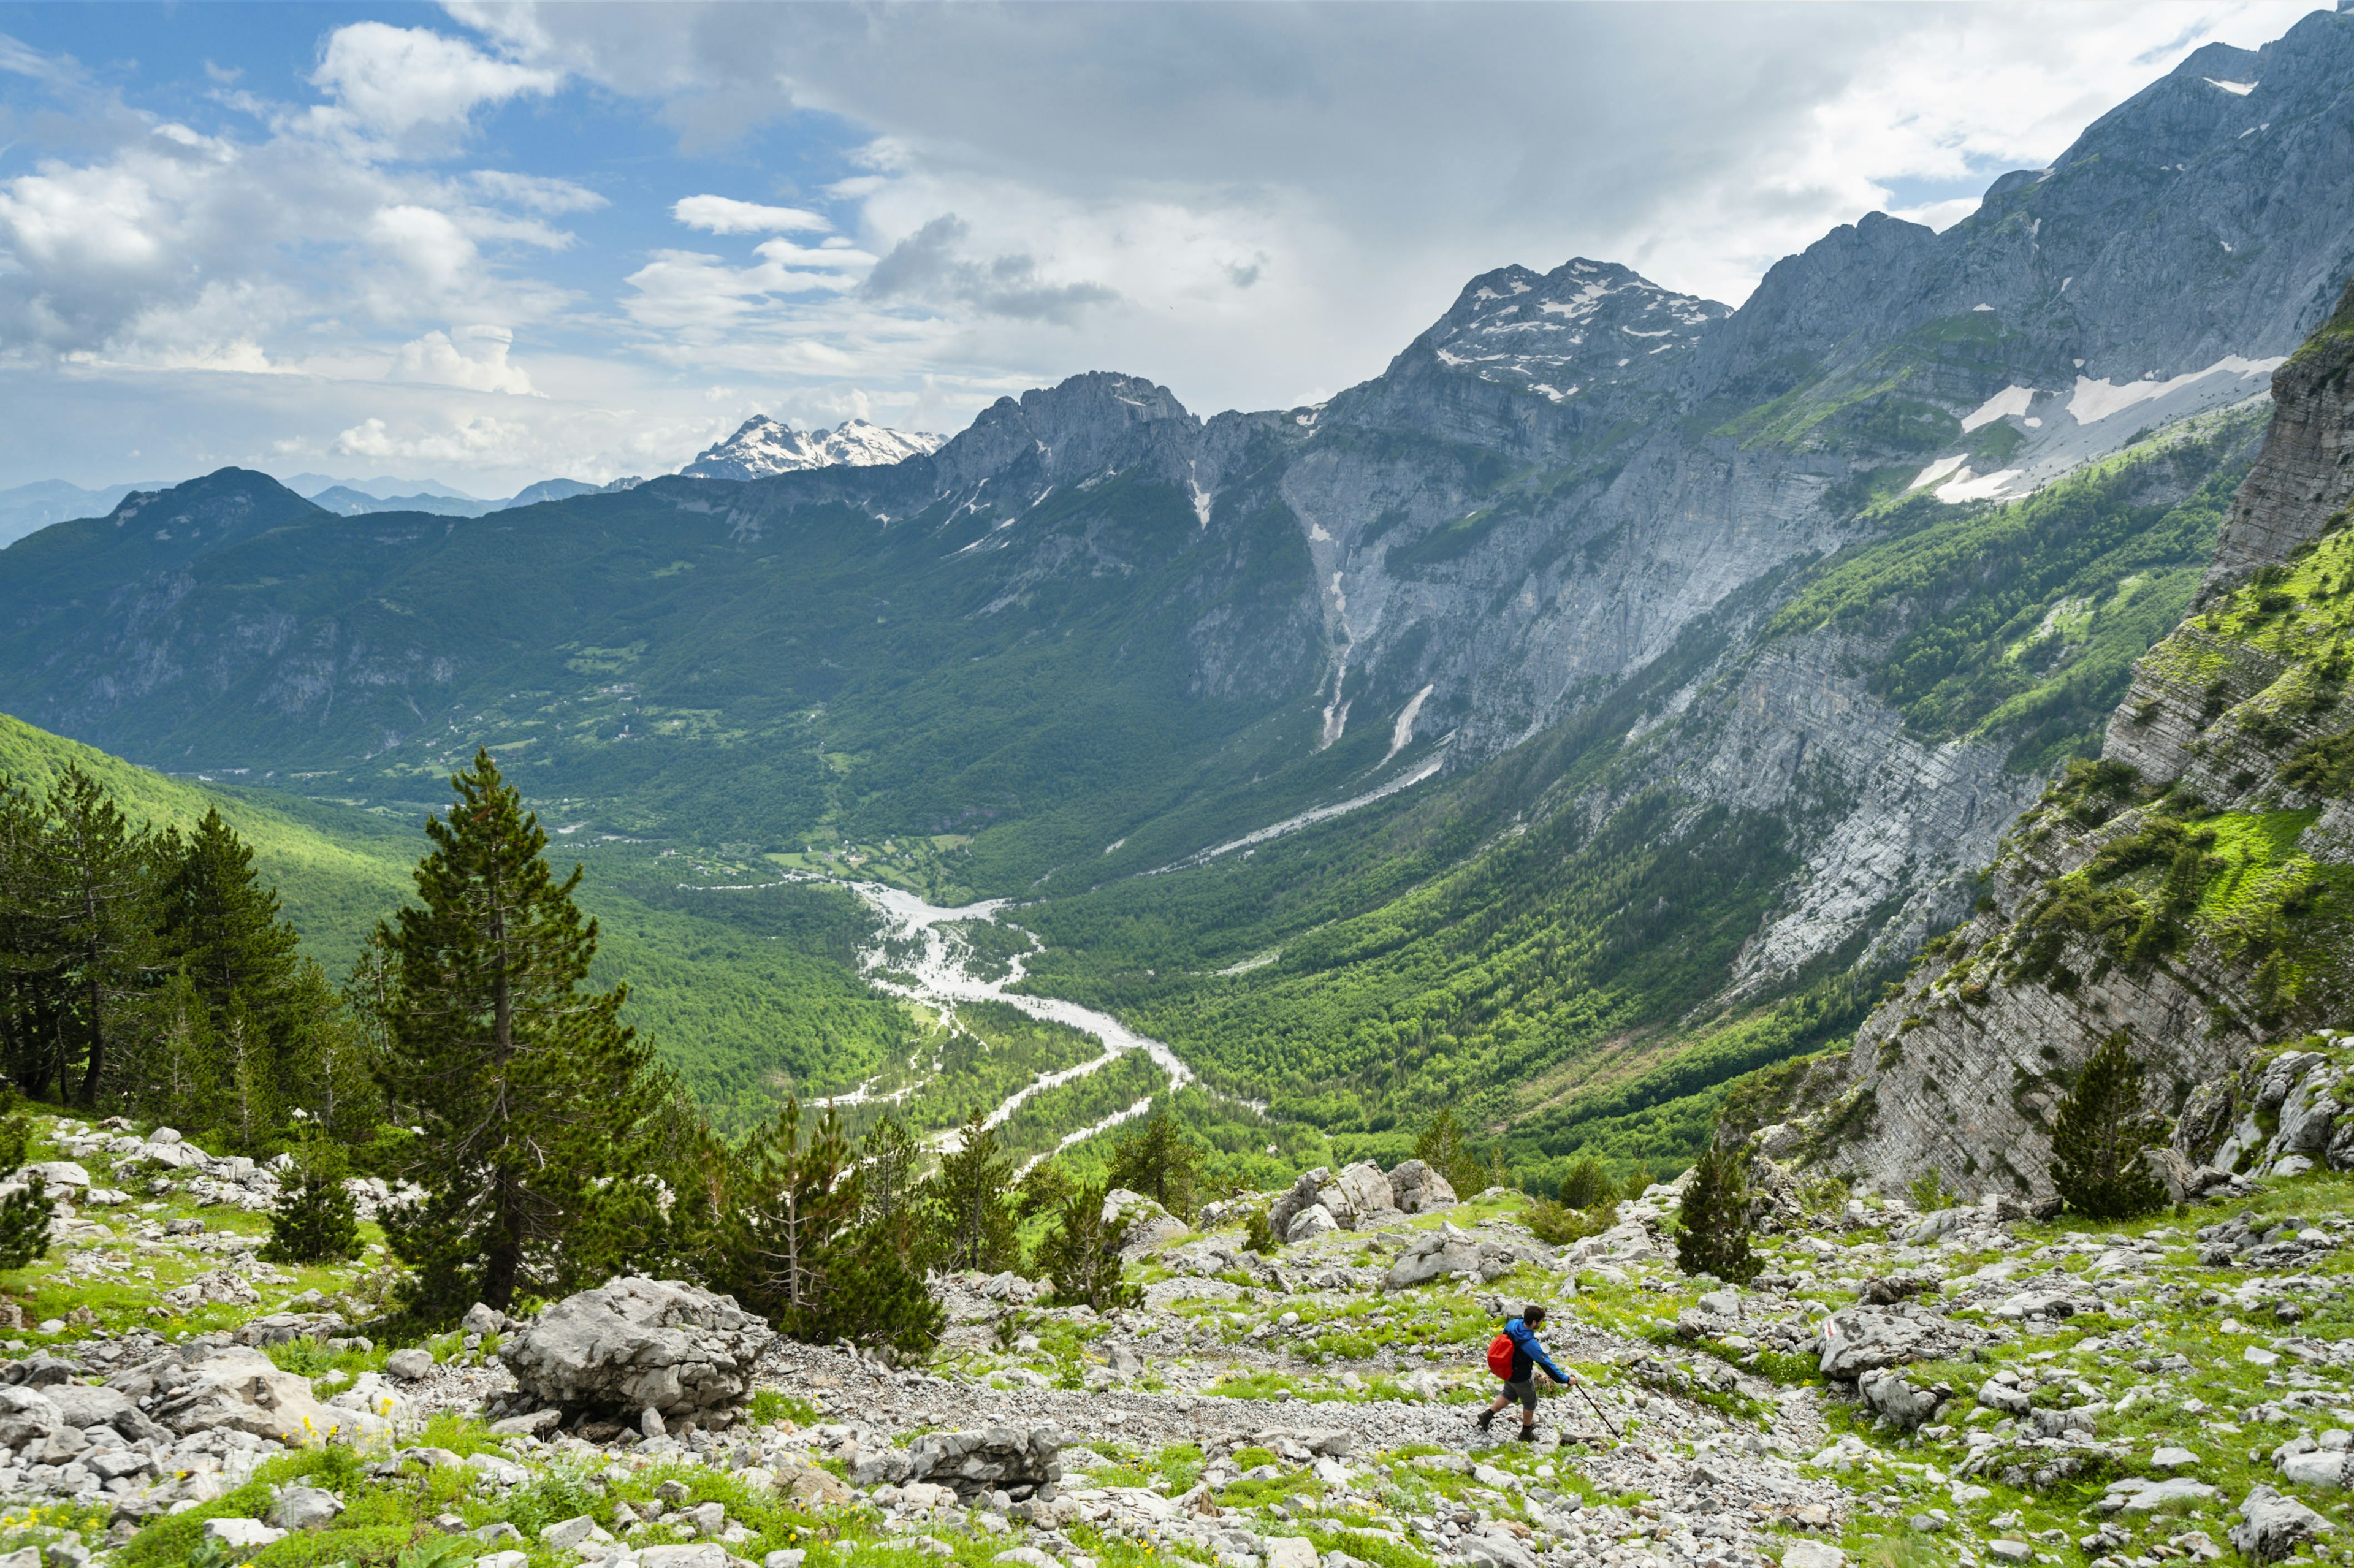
[1522,1304,1546,1325]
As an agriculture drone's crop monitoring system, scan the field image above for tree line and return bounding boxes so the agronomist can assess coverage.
[0,754,1215,1349]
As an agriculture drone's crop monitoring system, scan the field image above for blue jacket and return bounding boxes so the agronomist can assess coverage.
[1504,1317,1566,1384]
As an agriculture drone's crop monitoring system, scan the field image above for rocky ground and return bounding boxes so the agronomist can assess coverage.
[6,1097,2354,1568]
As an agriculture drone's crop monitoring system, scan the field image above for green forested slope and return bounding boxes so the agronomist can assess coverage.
[0,714,917,1122]
[1007,406,2267,1185]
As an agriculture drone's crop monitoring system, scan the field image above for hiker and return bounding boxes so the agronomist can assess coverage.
[1478,1303,1576,1441]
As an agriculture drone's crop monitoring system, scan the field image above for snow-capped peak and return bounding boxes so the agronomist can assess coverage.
[679,416,947,481]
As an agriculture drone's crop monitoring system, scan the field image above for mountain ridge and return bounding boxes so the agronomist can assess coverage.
[6,10,2354,1176]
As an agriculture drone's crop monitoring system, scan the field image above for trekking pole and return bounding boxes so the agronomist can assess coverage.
[1570,1376,1622,1440]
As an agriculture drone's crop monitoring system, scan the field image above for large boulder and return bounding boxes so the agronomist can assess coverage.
[1386,1160,1457,1214]
[46,1383,167,1443]
[1815,1305,1987,1381]
[1285,1204,1339,1244]
[902,1425,1065,1502]
[1857,1368,1949,1430]
[1103,1190,1187,1256]
[2234,1486,2334,1562]
[1328,1162,1403,1227]
[1382,1223,1528,1289]
[499,1276,773,1425]
[1266,1169,1330,1242]
[147,1346,386,1445]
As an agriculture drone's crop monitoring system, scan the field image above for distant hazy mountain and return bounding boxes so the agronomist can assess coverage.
[0,479,166,547]
[303,474,647,517]
[680,416,945,481]
[283,473,479,502]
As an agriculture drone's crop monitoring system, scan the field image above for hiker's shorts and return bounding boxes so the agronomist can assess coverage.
[1501,1377,1538,1412]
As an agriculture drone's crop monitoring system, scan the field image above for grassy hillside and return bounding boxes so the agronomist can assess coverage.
[0,712,411,970]
[0,714,922,1125]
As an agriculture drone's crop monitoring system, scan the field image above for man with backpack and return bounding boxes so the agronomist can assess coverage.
[1478,1304,1576,1442]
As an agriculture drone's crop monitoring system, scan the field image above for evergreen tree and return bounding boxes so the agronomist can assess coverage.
[0,782,70,1101]
[858,1114,926,1233]
[262,1141,361,1264]
[1415,1106,1488,1198]
[1013,1160,1072,1227]
[153,810,300,1024]
[1106,1103,1203,1220]
[928,1109,1019,1274]
[1037,1180,1139,1312]
[0,1089,52,1271]
[1558,1156,1613,1211]
[1675,1144,1761,1284]
[375,750,661,1320]
[37,767,147,1105]
[684,1098,940,1356]
[2051,1031,2168,1220]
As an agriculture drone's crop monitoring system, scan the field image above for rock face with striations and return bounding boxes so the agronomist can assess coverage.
[1740,282,2354,1201]
[498,1276,773,1426]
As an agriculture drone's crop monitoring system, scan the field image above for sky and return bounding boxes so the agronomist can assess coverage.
[0,1,2329,497]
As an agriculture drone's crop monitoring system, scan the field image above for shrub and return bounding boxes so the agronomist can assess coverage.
[1523,1197,1609,1246]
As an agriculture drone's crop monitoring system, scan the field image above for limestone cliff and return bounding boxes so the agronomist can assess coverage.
[1739,283,2354,1199]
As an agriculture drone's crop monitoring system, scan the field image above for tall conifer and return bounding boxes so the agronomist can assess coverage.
[40,767,147,1105]
[2051,1032,2167,1220]
[929,1109,1018,1273]
[376,750,658,1320]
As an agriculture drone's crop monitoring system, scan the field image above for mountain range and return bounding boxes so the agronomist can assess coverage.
[2,8,2352,1182]
[681,415,948,480]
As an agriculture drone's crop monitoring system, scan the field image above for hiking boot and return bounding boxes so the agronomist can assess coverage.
[1476,1407,1495,1433]
[1516,1426,1538,1443]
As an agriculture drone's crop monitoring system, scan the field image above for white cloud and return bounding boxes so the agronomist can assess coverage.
[311,23,559,140]
[467,169,607,215]
[0,2,2334,496]
[332,409,533,462]
[390,325,538,395]
[672,194,831,234]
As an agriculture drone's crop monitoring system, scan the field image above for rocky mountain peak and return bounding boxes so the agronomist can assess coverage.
[1414,257,1728,403]
[680,415,945,482]
[930,370,1210,498]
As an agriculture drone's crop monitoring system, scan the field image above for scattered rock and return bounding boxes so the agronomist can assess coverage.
[2233,1486,2334,1562]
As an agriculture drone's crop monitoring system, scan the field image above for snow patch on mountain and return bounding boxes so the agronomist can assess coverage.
[680,416,945,481]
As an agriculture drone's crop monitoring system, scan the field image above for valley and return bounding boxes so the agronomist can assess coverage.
[2,10,2352,1197]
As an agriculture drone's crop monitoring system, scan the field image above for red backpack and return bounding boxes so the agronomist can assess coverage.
[1487,1331,1516,1379]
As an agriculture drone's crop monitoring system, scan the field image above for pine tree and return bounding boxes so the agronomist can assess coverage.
[262,1141,361,1265]
[375,750,661,1320]
[859,1114,926,1234]
[1558,1156,1613,1211]
[38,767,147,1105]
[1675,1144,1761,1284]
[0,1089,52,1271]
[153,810,300,1024]
[684,1099,940,1357]
[928,1109,1019,1274]
[1106,1103,1203,1220]
[0,782,71,1101]
[1037,1180,1140,1312]
[1415,1106,1488,1199]
[2051,1031,2168,1220]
